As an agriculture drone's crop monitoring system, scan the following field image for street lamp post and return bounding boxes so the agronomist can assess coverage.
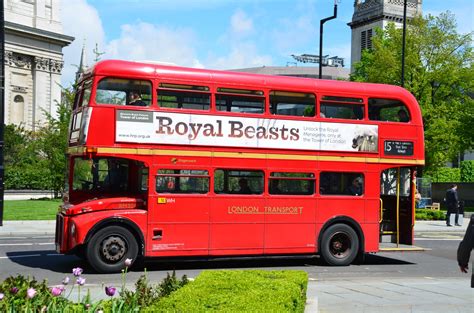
[0,0,5,226]
[401,0,407,87]
[319,1,338,79]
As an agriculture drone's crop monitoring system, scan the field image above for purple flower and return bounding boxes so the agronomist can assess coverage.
[27,288,36,299]
[125,258,133,267]
[10,287,19,294]
[62,276,70,285]
[76,277,86,286]
[0,293,4,301]
[51,286,64,297]
[105,286,116,297]
[72,267,83,277]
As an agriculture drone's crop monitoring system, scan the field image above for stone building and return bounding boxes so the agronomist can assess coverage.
[4,0,74,130]
[348,0,422,72]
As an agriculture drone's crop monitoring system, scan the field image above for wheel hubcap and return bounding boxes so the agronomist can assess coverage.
[101,236,127,262]
[329,232,351,259]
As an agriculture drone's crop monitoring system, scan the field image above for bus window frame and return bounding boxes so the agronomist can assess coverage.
[94,76,153,107]
[319,95,366,121]
[368,97,411,123]
[157,82,211,111]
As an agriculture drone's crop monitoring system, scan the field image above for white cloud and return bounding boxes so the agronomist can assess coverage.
[61,0,105,86]
[105,22,200,68]
[230,9,254,36]
[208,42,272,70]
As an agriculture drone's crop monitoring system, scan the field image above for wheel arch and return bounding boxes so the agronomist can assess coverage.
[318,216,365,257]
[84,217,145,257]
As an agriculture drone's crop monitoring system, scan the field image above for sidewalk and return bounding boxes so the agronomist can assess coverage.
[0,220,56,236]
[1,218,470,237]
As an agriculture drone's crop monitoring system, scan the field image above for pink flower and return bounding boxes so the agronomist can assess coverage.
[105,286,116,297]
[51,286,64,297]
[72,267,83,277]
[62,276,70,285]
[0,293,4,300]
[76,277,86,286]
[27,288,36,299]
[125,258,133,267]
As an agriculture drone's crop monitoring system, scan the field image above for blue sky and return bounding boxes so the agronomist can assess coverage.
[61,0,474,85]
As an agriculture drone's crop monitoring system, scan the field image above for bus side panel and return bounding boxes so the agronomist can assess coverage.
[210,196,265,255]
[146,194,210,256]
[362,223,379,252]
[264,196,316,254]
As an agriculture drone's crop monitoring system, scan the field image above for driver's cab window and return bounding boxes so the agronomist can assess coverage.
[368,98,410,123]
[95,78,152,106]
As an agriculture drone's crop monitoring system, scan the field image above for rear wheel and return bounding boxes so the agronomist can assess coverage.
[86,226,138,273]
[320,223,359,266]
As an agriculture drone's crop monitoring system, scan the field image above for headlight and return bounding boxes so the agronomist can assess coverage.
[70,222,76,237]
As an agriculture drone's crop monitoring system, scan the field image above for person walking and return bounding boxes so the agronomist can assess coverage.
[445,184,459,226]
[457,215,474,287]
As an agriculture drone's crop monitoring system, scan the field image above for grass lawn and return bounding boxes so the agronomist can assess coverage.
[3,199,61,220]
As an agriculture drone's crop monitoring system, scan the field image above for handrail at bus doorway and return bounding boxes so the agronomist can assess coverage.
[379,198,384,223]
[396,168,400,248]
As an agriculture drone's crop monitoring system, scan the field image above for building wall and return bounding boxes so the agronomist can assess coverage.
[4,0,73,130]
[348,0,422,72]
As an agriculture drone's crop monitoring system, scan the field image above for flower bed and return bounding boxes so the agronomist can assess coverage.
[0,265,308,312]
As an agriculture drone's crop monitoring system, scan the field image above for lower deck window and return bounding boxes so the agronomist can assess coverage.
[320,172,364,196]
[156,170,209,194]
[215,169,264,194]
[269,172,315,195]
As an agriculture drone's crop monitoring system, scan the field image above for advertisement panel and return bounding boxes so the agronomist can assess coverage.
[116,110,378,153]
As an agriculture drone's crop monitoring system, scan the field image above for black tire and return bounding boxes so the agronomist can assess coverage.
[320,223,359,266]
[86,226,138,273]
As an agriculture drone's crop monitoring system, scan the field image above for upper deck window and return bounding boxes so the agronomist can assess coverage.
[96,78,152,106]
[157,83,210,110]
[216,88,265,114]
[270,91,315,117]
[320,96,364,120]
[368,98,410,123]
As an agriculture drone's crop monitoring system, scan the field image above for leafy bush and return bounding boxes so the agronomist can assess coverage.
[460,160,474,182]
[429,167,461,182]
[415,209,446,220]
[145,270,308,313]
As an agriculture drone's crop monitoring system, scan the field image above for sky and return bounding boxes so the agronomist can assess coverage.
[60,0,474,85]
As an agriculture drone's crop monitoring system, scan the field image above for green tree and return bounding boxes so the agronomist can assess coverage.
[35,87,73,196]
[4,87,73,194]
[351,12,474,174]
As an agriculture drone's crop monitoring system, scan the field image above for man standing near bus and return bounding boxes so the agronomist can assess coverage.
[446,184,459,226]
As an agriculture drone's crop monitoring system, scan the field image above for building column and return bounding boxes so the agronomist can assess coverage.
[33,56,51,130]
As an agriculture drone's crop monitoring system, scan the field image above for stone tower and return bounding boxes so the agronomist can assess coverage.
[4,0,74,130]
[348,0,422,72]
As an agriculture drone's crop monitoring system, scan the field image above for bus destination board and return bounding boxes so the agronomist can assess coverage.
[384,140,413,156]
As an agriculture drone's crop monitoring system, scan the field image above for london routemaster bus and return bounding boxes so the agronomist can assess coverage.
[56,60,424,273]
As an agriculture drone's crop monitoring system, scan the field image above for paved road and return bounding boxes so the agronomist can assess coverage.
[0,231,472,312]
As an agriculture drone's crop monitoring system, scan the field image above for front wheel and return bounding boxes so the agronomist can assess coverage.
[86,226,138,273]
[320,223,359,266]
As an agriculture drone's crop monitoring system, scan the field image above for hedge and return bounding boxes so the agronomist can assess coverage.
[415,209,446,220]
[145,270,308,313]
[460,160,474,182]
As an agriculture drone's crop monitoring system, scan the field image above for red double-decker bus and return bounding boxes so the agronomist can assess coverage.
[56,60,424,273]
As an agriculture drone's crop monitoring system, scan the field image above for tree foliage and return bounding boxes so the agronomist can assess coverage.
[4,87,73,195]
[351,12,474,174]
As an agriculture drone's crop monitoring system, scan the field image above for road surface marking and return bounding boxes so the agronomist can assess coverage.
[0,242,54,246]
